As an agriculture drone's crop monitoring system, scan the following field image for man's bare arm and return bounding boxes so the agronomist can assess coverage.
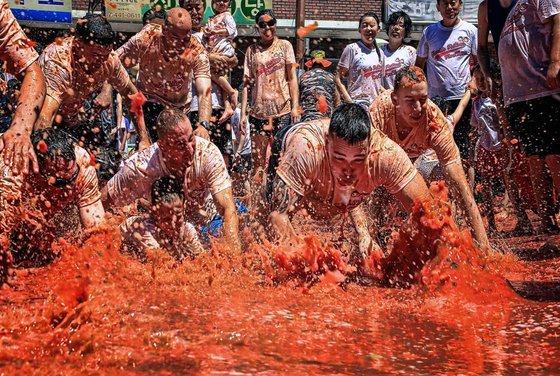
[0,62,46,175]
[194,76,212,140]
[349,205,383,260]
[335,67,352,103]
[119,81,150,151]
[79,200,106,229]
[269,176,301,245]
[213,187,241,252]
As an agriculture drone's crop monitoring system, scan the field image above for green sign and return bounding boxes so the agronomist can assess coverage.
[202,0,272,26]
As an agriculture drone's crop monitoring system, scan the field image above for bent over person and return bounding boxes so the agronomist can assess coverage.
[267,103,432,262]
[369,66,489,249]
[0,128,105,266]
[102,109,241,253]
[0,0,46,175]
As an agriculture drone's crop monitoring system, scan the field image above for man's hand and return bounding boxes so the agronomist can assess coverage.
[547,61,560,89]
[290,107,300,123]
[0,127,38,174]
[194,124,210,140]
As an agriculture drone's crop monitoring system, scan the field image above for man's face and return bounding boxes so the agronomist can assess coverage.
[327,135,369,187]
[436,0,463,23]
[152,198,184,237]
[392,81,429,128]
[73,38,112,72]
[182,0,204,29]
[158,120,196,170]
[42,156,79,188]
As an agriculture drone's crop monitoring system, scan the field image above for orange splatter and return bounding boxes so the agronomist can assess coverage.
[297,21,319,38]
[316,95,328,113]
[106,1,117,8]
[89,152,97,167]
[510,138,519,145]
[25,40,36,48]
[37,140,48,153]
[128,92,147,116]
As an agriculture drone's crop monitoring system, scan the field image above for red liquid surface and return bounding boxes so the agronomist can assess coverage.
[1,185,559,374]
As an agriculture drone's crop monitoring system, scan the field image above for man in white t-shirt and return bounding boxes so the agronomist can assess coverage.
[415,0,478,161]
[498,0,560,235]
[102,109,241,252]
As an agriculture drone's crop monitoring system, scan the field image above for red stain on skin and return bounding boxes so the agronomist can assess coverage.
[128,92,147,116]
[297,21,319,38]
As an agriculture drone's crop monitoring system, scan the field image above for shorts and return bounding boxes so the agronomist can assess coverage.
[231,153,252,175]
[249,114,291,137]
[189,108,231,156]
[476,146,507,179]
[447,98,473,161]
[507,95,560,157]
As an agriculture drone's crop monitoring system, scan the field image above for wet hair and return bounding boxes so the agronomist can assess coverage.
[329,103,371,144]
[75,14,115,46]
[358,11,380,29]
[156,108,190,136]
[386,11,412,39]
[394,66,427,92]
[431,96,451,115]
[151,176,184,205]
[142,7,167,25]
[31,128,76,168]
[255,9,275,23]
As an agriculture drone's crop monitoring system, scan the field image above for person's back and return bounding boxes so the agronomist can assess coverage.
[299,67,336,122]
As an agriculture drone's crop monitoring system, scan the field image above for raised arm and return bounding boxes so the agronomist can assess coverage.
[268,176,302,245]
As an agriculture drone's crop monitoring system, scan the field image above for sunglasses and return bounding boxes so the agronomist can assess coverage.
[257,19,276,29]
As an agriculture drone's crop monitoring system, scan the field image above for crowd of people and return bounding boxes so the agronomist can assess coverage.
[1,0,559,284]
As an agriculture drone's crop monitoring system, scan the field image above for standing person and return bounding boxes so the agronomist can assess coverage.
[116,7,212,142]
[300,50,339,121]
[36,14,149,150]
[0,0,46,176]
[229,103,252,197]
[240,9,299,181]
[382,11,416,89]
[204,0,239,107]
[335,11,385,107]
[415,0,478,161]
[470,64,532,235]
[369,66,490,250]
[499,0,560,235]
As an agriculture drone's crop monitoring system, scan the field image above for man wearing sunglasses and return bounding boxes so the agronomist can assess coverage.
[0,128,105,266]
[36,14,149,151]
[116,7,212,142]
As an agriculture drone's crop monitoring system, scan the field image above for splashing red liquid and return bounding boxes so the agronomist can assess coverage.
[128,92,147,116]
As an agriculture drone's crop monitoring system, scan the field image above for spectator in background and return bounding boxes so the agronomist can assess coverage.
[382,11,416,89]
[0,79,19,133]
[0,0,46,176]
[300,50,339,121]
[335,11,385,107]
[240,9,299,183]
[415,0,478,162]
[229,100,252,197]
[498,0,560,235]
[142,5,167,26]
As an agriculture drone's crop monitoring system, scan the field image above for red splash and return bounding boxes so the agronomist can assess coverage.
[106,1,117,8]
[37,140,48,153]
[510,138,519,145]
[316,95,328,113]
[297,21,319,38]
[89,152,97,167]
[128,92,147,116]
[25,40,36,48]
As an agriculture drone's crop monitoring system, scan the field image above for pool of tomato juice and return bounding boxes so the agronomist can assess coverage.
[1,185,560,374]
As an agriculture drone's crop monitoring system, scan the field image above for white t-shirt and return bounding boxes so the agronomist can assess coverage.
[338,41,386,106]
[230,108,251,156]
[499,0,560,106]
[381,44,417,89]
[417,20,478,100]
[470,96,503,152]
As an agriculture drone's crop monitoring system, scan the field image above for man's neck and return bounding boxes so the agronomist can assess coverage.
[440,18,461,28]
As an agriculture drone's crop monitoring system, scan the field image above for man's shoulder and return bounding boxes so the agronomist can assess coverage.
[41,38,72,66]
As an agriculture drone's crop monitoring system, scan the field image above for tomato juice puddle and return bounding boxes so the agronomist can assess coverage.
[1,182,560,373]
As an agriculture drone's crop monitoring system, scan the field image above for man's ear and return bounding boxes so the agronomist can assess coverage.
[391,90,398,106]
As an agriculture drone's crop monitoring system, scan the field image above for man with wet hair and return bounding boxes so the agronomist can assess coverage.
[268,103,431,261]
[0,128,105,263]
[116,7,212,142]
[102,109,241,253]
[120,176,205,262]
[369,66,489,250]
[0,0,46,176]
[36,14,149,150]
